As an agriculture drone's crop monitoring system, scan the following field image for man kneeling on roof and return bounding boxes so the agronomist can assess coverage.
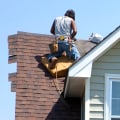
[47,9,80,69]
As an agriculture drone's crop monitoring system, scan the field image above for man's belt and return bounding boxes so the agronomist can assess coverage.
[56,36,68,41]
[56,36,75,44]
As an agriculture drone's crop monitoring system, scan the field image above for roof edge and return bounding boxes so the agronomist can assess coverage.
[69,25,120,76]
[17,31,53,37]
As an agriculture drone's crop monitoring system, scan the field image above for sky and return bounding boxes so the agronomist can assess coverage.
[0,0,120,120]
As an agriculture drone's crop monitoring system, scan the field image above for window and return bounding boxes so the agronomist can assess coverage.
[111,81,120,120]
[105,74,120,120]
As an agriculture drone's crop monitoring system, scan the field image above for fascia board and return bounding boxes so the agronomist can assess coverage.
[64,62,92,98]
[64,76,69,98]
[69,61,93,77]
[69,29,120,77]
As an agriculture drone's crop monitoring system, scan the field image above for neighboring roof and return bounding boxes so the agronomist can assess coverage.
[64,26,120,98]
[8,31,96,120]
[69,26,120,77]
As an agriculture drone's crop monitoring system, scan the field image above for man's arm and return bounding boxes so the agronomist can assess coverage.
[50,20,55,35]
[71,19,77,39]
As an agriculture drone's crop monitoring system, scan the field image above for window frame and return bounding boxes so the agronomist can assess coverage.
[105,74,120,120]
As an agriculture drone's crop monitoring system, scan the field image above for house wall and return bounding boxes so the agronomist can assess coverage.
[89,41,120,120]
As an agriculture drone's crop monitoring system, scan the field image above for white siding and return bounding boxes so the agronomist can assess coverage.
[89,41,120,120]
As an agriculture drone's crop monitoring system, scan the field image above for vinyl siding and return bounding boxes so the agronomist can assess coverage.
[89,41,120,120]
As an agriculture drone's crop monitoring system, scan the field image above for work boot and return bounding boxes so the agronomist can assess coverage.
[50,57,58,69]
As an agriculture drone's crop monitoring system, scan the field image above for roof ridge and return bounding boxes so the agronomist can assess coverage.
[17,31,53,37]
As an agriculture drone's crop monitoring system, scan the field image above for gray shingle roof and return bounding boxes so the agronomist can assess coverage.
[75,40,96,56]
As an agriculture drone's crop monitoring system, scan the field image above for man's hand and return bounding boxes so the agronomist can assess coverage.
[68,36,72,43]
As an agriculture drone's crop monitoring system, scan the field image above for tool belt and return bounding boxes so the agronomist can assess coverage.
[51,36,75,53]
[51,36,66,53]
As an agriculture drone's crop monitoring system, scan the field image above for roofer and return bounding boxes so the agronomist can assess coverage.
[47,9,80,69]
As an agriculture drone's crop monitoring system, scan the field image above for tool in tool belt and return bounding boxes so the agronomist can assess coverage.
[52,39,58,53]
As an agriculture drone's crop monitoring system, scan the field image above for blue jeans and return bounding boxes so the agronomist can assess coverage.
[47,41,80,61]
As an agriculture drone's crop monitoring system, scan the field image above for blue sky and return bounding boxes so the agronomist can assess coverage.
[0,0,120,120]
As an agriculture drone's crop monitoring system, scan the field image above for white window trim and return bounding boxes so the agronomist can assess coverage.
[104,74,120,120]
